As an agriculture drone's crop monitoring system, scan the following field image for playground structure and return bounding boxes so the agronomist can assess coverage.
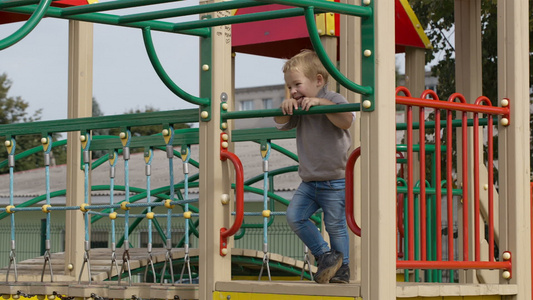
[0,0,531,300]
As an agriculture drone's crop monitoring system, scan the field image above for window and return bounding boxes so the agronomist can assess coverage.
[425,84,437,92]
[262,98,273,109]
[240,100,254,111]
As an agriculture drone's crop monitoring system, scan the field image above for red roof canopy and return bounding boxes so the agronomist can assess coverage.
[0,0,92,25]
[232,0,431,59]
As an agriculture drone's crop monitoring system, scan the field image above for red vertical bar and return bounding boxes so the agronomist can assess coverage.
[422,89,443,262]
[461,111,469,261]
[473,112,481,261]
[446,109,454,261]
[419,107,426,261]
[435,109,442,262]
[397,193,405,258]
[407,104,414,261]
[487,115,494,261]
[396,151,405,259]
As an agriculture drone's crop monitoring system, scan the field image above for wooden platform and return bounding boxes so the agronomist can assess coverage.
[0,249,518,299]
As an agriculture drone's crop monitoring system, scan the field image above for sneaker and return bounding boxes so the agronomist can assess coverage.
[329,264,350,283]
[314,250,343,284]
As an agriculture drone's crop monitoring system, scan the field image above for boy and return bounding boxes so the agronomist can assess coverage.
[274,50,353,284]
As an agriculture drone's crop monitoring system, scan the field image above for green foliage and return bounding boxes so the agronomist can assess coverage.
[410,1,533,182]
[411,0,506,103]
[107,106,190,138]
[0,73,66,173]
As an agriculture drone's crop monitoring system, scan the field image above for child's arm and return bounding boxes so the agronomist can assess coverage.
[274,98,299,124]
[299,97,353,129]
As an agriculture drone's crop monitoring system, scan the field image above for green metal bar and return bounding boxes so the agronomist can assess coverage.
[142,27,210,106]
[119,0,264,24]
[433,152,442,282]
[176,219,200,247]
[198,28,212,122]
[0,139,66,169]
[396,118,488,131]
[0,0,48,9]
[359,0,374,111]
[244,165,298,186]
[430,152,437,282]
[304,7,373,96]
[89,128,200,152]
[396,186,462,196]
[271,143,299,162]
[403,191,409,281]
[231,127,296,142]
[171,7,305,32]
[414,190,420,282]
[60,0,181,16]
[0,109,198,137]
[257,0,372,17]
[4,5,209,37]
[0,0,52,50]
[222,103,361,121]
[396,144,447,153]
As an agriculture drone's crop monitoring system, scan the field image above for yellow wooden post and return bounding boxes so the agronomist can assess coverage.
[65,20,93,281]
[455,0,482,284]
[339,0,362,283]
[359,0,397,298]
[198,6,233,300]
[496,0,531,299]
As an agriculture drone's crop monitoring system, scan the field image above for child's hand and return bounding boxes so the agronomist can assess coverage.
[299,97,321,111]
[280,98,299,115]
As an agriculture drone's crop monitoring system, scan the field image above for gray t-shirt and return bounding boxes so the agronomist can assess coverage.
[278,87,352,182]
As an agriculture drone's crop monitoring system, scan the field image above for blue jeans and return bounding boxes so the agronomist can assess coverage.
[286,179,350,265]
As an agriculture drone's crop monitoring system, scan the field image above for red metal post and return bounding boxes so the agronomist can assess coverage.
[419,106,427,261]
[407,104,414,261]
[446,107,454,261]
[473,110,481,261]
[487,115,495,261]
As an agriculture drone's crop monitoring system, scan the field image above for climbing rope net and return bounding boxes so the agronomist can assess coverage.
[1,126,314,284]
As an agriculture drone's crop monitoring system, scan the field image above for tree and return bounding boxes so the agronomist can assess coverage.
[0,73,66,173]
[411,0,507,103]
[108,106,190,138]
[412,0,533,180]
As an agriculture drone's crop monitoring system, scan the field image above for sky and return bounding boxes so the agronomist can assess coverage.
[0,1,287,121]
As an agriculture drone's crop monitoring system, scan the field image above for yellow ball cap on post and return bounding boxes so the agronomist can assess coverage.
[42,204,52,213]
[164,199,175,209]
[120,202,129,211]
[80,203,90,212]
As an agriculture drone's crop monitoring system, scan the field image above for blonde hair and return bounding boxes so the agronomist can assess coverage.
[282,50,329,84]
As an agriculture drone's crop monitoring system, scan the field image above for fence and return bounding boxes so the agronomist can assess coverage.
[394,87,511,282]
[0,221,303,269]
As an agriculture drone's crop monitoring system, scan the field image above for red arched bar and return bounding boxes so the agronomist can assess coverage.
[219,136,245,256]
[345,147,361,237]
